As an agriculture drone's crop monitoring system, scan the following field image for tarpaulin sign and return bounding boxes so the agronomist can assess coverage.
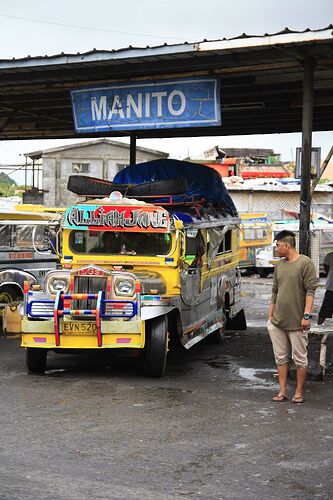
[70,77,221,132]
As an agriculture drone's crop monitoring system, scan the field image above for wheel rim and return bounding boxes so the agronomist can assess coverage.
[0,291,15,304]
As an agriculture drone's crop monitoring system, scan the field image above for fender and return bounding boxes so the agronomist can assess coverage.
[0,268,37,292]
[141,304,177,321]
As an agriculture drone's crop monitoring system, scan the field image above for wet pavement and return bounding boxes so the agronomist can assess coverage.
[0,276,333,499]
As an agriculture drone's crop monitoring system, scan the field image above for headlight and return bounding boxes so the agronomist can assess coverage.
[45,272,70,295]
[114,278,135,297]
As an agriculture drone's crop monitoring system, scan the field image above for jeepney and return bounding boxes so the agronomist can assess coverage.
[239,213,272,275]
[0,206,61,304]
[21,160,246,377]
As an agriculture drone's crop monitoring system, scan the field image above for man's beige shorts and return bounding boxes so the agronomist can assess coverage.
[267,320,309,368]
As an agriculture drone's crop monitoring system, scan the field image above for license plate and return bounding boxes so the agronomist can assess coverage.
[62,322,97,335]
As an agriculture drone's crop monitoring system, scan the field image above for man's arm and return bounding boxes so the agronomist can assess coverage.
[301,294,315,330]
[269,267,278,320]
[301,260,317,330]
[268,302,275,321]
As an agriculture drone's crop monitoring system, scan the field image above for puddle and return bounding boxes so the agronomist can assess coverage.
[205,356,276,389]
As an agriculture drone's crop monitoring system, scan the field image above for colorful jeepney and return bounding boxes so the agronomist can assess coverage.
[21,160,246,377]
[0,206,61,304]
[239,213,272,274]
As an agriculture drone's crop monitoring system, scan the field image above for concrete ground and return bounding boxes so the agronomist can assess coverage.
[0,276,332,500]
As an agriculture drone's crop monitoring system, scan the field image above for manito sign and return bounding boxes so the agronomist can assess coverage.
[70,77,221,132]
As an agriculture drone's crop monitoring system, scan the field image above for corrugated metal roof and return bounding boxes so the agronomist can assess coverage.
[0,25,332,66]
[24,138,169,159]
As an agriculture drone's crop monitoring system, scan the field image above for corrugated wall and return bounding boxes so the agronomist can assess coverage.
[230,190,333,219]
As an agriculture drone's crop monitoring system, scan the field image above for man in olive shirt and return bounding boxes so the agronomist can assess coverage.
[267,230,317,404]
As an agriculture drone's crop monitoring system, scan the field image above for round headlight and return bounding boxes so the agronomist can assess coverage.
[114,278,135,297]
[45,274,70,295]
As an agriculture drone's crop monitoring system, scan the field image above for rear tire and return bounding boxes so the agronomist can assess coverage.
[144,316,168,378]
[226,309,247,330]
[207,326,225,344]
[26,348,47,374]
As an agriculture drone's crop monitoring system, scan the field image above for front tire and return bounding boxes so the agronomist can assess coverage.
[26,348,47,374]
[144,316,168,378]
[0,285,22,304]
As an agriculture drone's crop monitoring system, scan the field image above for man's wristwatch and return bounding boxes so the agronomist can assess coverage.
[303,313,313,320]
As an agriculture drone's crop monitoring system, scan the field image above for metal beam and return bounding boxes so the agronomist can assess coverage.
[130,134,136,165]
[299,57,315,256]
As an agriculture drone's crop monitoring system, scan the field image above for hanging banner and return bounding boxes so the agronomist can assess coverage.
[70,77,221,132]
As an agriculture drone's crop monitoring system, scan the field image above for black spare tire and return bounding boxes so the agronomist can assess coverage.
[67,175,130,196]
[128,177,188,197]
[67,175,188,197]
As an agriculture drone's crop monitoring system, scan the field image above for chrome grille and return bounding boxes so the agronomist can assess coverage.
[73,275,108,311]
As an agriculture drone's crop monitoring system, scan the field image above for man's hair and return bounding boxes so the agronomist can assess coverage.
[275,230,296,248]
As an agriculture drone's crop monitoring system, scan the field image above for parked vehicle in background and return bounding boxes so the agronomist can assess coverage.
[255,219,333,277]
[0,206,61,305]
[239,213,272,275]
[21,159,246,377]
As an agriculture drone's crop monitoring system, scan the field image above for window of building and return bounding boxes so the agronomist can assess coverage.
[72,163,90,173]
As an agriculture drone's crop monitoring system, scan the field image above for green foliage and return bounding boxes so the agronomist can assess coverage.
[0,182,18,197]
[0,172,16,186]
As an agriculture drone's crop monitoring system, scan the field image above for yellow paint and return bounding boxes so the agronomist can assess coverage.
[21,332,144,349]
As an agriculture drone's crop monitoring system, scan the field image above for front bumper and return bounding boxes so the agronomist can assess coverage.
[21,318,145,349]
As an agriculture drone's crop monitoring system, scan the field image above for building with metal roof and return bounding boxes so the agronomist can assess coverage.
[23,139,169,207]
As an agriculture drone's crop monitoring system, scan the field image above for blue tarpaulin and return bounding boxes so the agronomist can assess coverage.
[113,159,237,215]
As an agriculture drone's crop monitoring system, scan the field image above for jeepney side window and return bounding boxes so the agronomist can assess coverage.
[15,224,34,250]
[0,225,11,249]
[33,225,49,251]
[185,229,204,267]
[243,227,255,241]
[217,229,232,254]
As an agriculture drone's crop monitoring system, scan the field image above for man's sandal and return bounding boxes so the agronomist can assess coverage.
[272,395,288,402]
[291,396,305,404]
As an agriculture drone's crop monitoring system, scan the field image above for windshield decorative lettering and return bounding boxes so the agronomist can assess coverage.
[65,205,170,232]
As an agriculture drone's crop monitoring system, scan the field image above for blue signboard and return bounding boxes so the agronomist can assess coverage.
[70,77,221,133]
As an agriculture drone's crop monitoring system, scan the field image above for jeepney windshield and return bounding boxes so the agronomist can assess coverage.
[0,223,50,251]
[69,230,172,256]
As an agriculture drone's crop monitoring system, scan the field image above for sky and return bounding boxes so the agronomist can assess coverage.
[0,0,332,184]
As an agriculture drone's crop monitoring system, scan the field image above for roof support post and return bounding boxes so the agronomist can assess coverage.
[130,134,136,165]
[299,56,314,256]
